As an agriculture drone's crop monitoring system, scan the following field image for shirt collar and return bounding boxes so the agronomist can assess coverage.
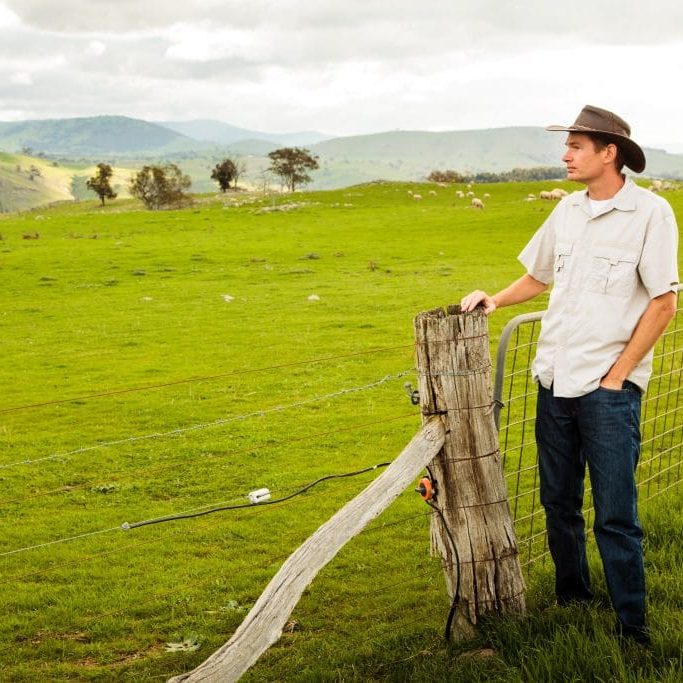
[570,176,638,214]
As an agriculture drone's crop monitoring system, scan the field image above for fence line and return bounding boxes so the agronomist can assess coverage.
[0,504,433,592]
[0,492,435,634]
[494,285,683,568]
[0,411,417,509]
[0,370,412,471]
[0,445,421,559]
[0,344,413,415]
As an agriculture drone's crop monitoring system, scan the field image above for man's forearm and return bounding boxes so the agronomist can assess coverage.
[461,274,547,314]
[603,291,677,386]
[492,274,548,309]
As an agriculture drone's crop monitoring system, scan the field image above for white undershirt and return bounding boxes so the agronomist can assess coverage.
[588,197,613,217]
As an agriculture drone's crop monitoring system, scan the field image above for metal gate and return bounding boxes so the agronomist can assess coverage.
[493,285,683,568]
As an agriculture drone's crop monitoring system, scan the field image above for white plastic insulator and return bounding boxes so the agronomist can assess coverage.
[248,488,272,504]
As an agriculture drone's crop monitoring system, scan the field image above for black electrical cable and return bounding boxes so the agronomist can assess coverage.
[424,465,461,641]
[122,462,391,530]
[427,501,461,641]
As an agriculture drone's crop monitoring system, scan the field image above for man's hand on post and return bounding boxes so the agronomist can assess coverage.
[460,290,497,315]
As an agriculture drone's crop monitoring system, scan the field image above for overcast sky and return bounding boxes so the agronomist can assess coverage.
[1,0,683,148]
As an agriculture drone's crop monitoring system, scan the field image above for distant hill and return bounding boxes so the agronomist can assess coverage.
[223,138,281,156]
[0,116,214,156]
[311,127,565,173]
[305,128,683,187]
[157,119,330,147]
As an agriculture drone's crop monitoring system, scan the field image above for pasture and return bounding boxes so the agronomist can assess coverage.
[1,181,682,681]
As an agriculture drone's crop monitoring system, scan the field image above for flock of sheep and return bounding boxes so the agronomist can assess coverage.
[406,178,677,211]
[406,184,567,210]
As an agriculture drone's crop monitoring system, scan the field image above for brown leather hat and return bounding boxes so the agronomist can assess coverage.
[546,104,646,173]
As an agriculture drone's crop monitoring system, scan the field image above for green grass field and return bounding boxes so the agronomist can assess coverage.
[1,181,682,681]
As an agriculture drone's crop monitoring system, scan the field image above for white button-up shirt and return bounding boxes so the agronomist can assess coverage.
[519,178,679,398]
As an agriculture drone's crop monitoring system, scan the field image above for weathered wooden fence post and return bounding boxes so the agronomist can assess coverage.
[414,305,526,637]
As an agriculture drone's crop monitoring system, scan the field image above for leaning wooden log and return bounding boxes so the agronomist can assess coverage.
[168,416,446,683]
[414,305,526,638]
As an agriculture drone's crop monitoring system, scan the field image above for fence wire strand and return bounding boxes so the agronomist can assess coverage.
[0,370,412,471]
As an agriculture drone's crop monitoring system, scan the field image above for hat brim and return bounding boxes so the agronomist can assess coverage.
[546,124,646,174]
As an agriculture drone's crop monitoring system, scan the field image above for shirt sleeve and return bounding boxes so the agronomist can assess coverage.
[518,217,556,285]
[638,201,680,299]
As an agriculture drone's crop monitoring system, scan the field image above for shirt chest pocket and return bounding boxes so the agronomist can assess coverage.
[585,248,639,297]
[553,241,573,286]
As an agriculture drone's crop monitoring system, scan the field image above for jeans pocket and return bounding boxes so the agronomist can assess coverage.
[598,380,641,395]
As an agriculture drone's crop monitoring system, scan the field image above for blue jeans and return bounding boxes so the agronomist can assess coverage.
[536,382,645,634]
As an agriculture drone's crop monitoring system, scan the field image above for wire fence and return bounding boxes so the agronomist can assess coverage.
[493,285,683,569]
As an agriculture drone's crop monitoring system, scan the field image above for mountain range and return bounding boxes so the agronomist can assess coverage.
[156,119,330,147]
[1,115,682,211]
[0,116,330,157]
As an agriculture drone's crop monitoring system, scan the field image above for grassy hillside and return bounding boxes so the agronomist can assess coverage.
[0,153,82,212]
[1,181,682,681]
[0,153,137,212]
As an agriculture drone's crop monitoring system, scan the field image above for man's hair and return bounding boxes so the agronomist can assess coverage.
[590,134,625,172]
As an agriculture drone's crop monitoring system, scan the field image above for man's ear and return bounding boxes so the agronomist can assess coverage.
[604,143,618,163]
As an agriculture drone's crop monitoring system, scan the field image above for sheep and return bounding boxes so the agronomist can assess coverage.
[428,190,437,196]
[412,194,423,200]
[471,197,484,209]
[455,190,465,198]
[466,191,475,197]
[483,192,491,198]
[539,190,552,200]
[527,193,536,198]
[549,188,568,200]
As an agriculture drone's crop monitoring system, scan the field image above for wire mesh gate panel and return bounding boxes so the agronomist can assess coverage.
[493,286,683,570]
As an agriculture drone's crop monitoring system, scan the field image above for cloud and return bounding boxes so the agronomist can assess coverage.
[10,71,32,85]
[6,0,683,47]
[0,2,19,27]
[0,0,682,147]
[163,22,268,64]
[86,40,106,56]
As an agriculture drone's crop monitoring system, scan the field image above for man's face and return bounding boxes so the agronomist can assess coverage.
[561,132,613,184]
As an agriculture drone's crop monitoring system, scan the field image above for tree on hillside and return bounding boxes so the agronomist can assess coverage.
[267,147,319,192]
[427,169,465,184]
[211,158,238,192]
[233,158,247,187]
[86,163,118,206]
[129,163,192,210]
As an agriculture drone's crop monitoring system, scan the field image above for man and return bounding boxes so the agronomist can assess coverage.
[461,104,679,645]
